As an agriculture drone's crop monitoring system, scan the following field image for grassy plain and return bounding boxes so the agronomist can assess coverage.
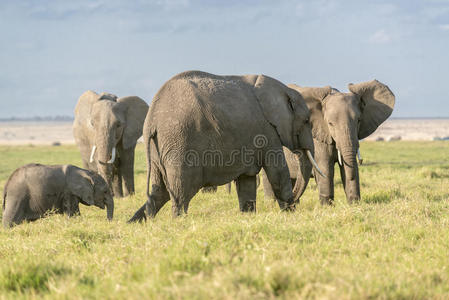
[0,142,448,299]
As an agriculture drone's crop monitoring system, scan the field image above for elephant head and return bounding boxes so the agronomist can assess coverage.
[254,75,325,202]
[86,92,148,190]
[88,171,114,220]
[65,166,114,220]
[290,80,395,200]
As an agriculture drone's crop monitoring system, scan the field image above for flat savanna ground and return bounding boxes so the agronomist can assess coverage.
[0,142,449,299]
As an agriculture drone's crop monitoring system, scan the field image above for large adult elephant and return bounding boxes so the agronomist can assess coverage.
[128,71,324,221]
[263,80,395,204]
[73,91,149,197]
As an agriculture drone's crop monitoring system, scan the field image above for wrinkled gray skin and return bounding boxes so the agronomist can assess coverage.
[263,80,395,204]
[73,91,148,197]
[2,164,113,228]
[128,71,315,222]
[202,176,260,194]
[262,147,300,200]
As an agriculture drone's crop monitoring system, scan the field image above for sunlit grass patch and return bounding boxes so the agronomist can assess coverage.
[0,142,449,298]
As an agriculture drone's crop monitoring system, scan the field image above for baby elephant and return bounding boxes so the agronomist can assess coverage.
[2,164,114,228]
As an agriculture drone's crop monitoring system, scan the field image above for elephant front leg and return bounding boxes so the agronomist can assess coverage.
[263,162,295,211]
[120,146,136,197]
[112,159,124,198]
[235,175,257,212]
[314,143,335,205]
[340,163,361,203]
[62,194,80,217]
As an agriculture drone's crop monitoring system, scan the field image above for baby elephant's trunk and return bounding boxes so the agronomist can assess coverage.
[105,198,114,220]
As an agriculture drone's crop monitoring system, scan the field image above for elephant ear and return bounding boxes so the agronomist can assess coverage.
[254,75,296,149]
[348,80,395,139]
[116,96,149,149]
[65,166,95,206]
[75,91,99,124]
[289,84,333,144]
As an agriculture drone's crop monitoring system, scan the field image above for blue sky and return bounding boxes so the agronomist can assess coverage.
[1,0,448,118]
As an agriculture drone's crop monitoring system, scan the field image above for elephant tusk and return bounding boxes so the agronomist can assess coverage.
[89,145,97,163]
[107,147,116,164]
[357,148,363,165]
[306,150,326,178]
[337,149,343,166]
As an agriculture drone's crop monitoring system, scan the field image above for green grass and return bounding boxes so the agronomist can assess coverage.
[0,142,449,299]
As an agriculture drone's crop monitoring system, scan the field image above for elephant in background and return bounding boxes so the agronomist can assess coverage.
[263,80,394,204]
[2,164,113,228]
[262,146,363,201]
[129,70,324,222]
[73,91,148,197]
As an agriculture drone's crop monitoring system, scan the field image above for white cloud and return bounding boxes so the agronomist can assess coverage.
[368,29,391,44]
[439,24,449,31]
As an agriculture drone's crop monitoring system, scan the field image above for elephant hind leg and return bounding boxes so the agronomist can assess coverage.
[235,174,257,212]
[2,196,27,228]
[127,165,170,223]
[165,168,201,217]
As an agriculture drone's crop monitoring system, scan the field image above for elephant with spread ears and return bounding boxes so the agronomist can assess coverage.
[263,80,395,204]
[128,70,325,222]
[73,91,149,198]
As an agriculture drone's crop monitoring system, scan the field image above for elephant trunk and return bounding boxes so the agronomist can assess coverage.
[97,143,116,165]
[295,124,325,179]
[105,197,114,220]
[96,135,117,192]
[341,146,357,181]
[292,149,313,203]
[97,163,113,193]
[297,125,314,152]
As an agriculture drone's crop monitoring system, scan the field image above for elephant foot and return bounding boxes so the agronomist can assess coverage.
[320,196,334,206]
[127,204,147,223]
[278,201,296,212]
[239,200,256,212]
[347,196,360,204]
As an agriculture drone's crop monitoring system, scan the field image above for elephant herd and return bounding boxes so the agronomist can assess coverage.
[2,70,395,227]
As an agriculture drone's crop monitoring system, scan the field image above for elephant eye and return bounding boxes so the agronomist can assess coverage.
[328,121,334,127]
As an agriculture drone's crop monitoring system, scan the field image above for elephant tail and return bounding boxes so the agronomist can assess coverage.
[144,129,156,199]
